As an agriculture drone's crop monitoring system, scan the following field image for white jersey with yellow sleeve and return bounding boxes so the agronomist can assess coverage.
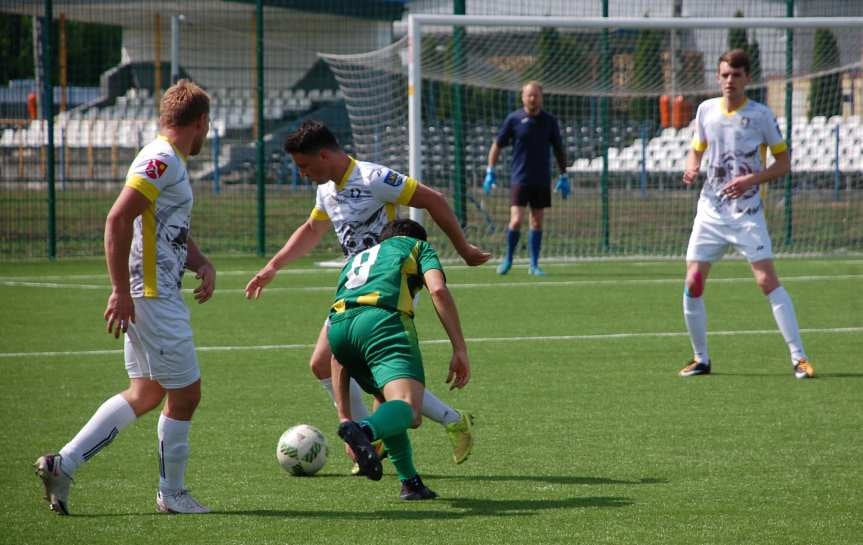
[124,135,193,298]
[310,158,418,258]
[691,97,787,224]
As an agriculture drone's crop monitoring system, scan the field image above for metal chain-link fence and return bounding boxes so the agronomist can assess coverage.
[1,1,861,259]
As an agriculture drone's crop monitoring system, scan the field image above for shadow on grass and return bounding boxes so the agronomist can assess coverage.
[213,495,634,519]
[424,475,667,486]
[67,475,655,518]
[812,372,863,379]
[706,372,863,379]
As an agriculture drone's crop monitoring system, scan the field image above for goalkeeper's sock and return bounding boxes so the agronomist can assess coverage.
[683,291,709,363]
[361,400,413,441]
[767,286,807,362]
[505,229,520,263]
[319,377,370,419]
[528,229,543,269]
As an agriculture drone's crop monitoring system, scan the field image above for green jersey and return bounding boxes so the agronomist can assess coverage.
[330,236,443,318]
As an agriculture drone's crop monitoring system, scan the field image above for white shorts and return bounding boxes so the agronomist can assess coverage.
[124,295,200,389]
[686,214,773,263]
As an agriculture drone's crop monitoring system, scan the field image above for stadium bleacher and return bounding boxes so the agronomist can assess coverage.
[1,90,860,176]
[0,86,342,149]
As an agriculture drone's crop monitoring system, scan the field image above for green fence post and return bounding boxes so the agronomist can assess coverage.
[44,0,56,259]
[255,0,266,256]
[784,0,794,246]
[452,0,467,226]
[600,0,610,252]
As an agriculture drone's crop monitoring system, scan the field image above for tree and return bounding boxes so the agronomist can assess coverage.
[523,27,561,85]
[728,10,748,53]
[63,19,122,86]
[727,10,764,103]
[0,14,121,87]
[808,28,842,119]
[746,39,764,103]
[631,27,662,124]
[0,15,34,85]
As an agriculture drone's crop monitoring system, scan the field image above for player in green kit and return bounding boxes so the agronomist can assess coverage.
[328,219,471,500]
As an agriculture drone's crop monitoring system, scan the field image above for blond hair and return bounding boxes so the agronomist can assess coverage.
[159,79,210,128]
[522,80,543,93]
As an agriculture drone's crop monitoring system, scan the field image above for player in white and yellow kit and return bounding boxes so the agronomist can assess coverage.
[35,80,216,516]
[678,49,814,380]
[245,120,489,470]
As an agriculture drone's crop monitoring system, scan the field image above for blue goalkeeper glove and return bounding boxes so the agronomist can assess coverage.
[483,167,496,195]
[554,174,571,199]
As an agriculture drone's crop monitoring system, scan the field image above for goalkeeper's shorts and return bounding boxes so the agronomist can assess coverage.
[511,181,551,209]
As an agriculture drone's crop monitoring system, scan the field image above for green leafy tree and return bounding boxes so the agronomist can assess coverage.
[727,11,764,103]
[63,20,122,86]
[0,14,121,87]
[0,15,35,85]
[746,39,764,103]
[560,34,594,122]
[523,27,561,85]
[728,10,748,53]
[631,28,662,124]
[808,28,842,119]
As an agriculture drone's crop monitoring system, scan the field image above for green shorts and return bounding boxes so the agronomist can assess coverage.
[327,306,425,396]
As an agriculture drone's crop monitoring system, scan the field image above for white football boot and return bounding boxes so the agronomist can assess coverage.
[156,489,211,514]
[34,454,73,515]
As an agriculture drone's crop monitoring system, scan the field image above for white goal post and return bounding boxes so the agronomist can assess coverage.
[407,15,863,224]
[323,15,863,257]
[408,15,863,222]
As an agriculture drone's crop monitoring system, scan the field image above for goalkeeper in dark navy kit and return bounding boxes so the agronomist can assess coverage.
[329,219,472,500]
[483,80,568,276]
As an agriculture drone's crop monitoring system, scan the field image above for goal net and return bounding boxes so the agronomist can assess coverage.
[322,16,863,259]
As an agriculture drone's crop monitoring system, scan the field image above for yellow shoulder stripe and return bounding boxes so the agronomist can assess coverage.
[310,208,329,221]
[396,177,419,205]
[691,137,707,152]
[125,175,160,203]
[769,142,788,155]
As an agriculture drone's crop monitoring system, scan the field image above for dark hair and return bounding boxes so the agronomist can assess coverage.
[159,79,209,128]
[284,119,340,154]
[718,49,751,75]
[380,218,428,242]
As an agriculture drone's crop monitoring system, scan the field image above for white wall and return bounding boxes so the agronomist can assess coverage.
[120,5,393,90]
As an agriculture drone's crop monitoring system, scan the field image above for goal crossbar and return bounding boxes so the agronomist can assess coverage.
[409,15,863,30]
[406,15,863,192]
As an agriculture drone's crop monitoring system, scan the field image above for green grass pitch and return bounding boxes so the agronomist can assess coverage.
[1,256,861,544]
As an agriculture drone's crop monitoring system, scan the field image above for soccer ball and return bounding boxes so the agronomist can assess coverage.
[276,424,329,476]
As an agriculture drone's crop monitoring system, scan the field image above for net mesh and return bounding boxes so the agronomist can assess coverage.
[322,21,863,258]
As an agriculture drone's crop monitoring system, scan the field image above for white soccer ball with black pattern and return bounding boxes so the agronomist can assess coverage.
[276,424,329,476]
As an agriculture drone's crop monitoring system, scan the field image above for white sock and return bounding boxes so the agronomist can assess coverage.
[421,389,460,426]
[683,292,710,363]
[319,377,370,419]
[767,286,807,363]
[158,414,191,495]
[59,393,136,476]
